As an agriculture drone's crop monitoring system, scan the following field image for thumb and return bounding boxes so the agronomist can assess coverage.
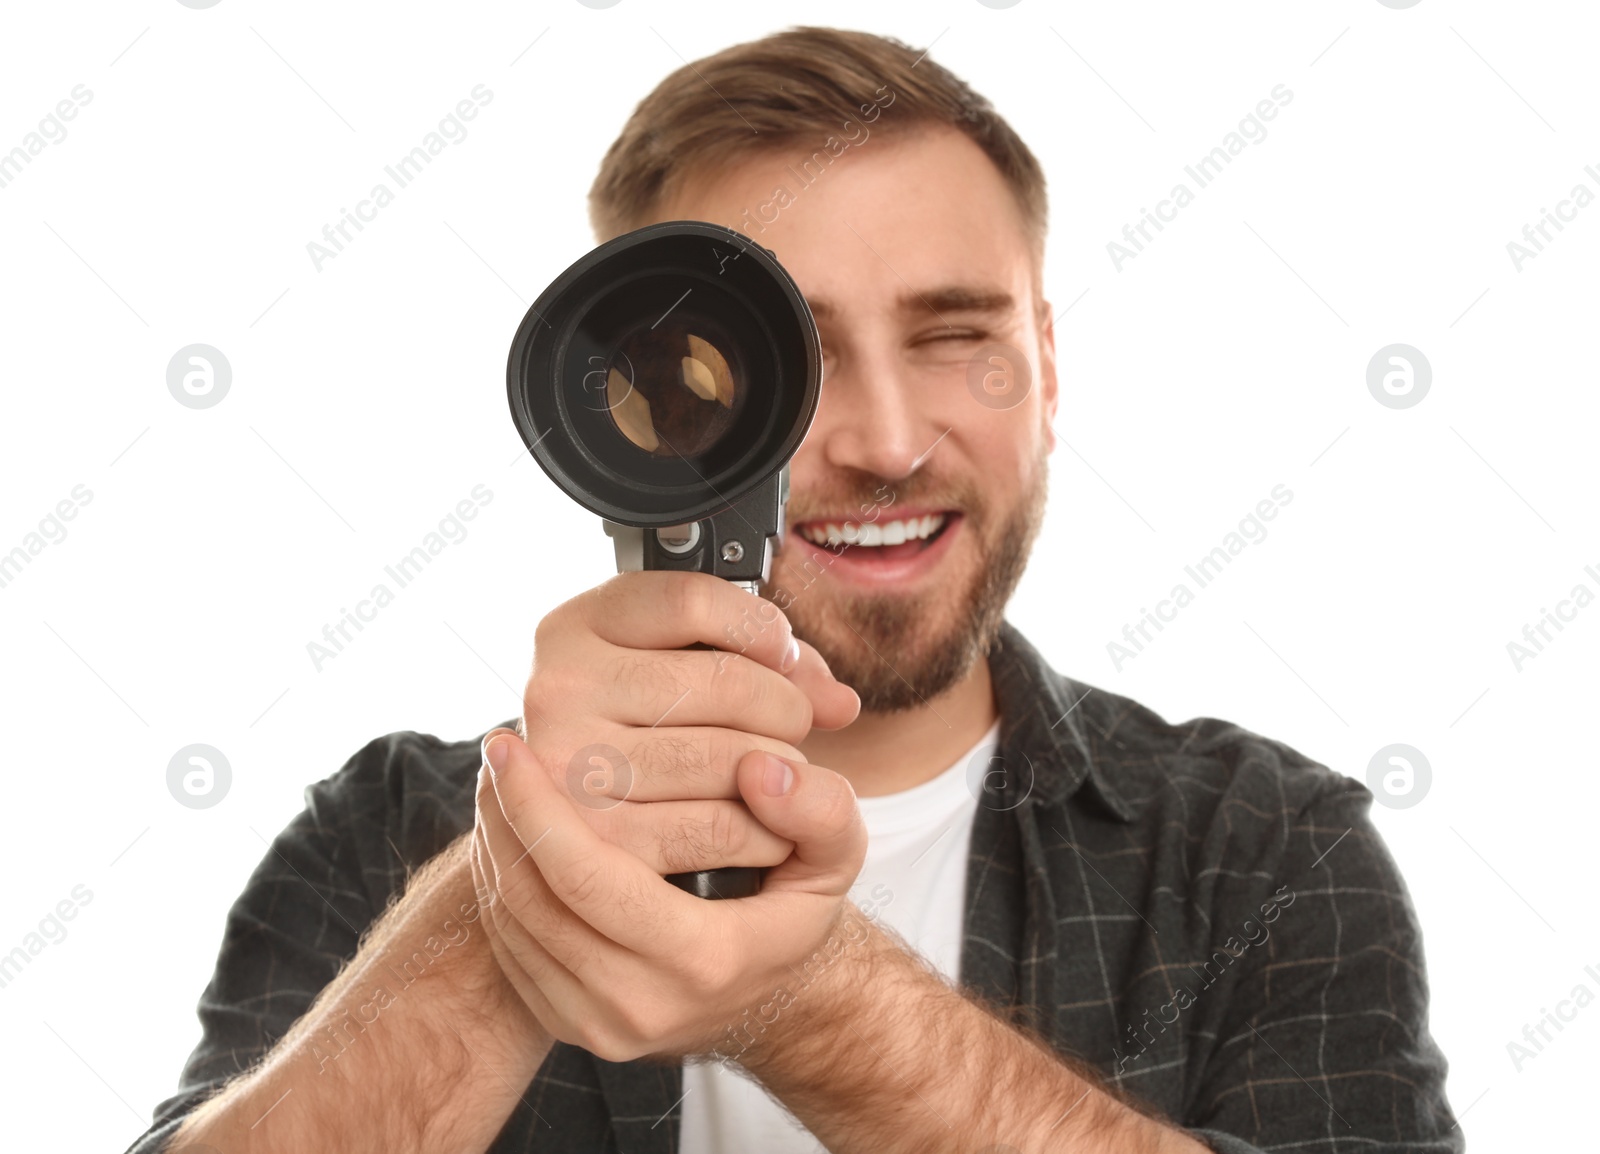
[736,750,866,897]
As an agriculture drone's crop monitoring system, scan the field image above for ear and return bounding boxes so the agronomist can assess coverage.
[1036,296,1061,452]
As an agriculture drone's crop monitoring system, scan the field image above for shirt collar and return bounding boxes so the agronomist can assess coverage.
[987,620,1137,822]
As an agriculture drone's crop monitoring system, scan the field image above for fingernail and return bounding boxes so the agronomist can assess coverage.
[761,753,794,797]
[780,636,800,674]
[485,735,510,777]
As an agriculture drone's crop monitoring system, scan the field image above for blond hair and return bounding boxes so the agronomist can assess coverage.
[587,25,1047,276]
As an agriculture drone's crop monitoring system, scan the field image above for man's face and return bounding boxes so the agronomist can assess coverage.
[655,124,1058,712]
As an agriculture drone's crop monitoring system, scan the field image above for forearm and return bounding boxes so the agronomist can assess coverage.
[171,831,552,1154]
[743,911,1205,1154]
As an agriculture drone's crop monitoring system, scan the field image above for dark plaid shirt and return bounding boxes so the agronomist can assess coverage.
[123,621,1461,1153]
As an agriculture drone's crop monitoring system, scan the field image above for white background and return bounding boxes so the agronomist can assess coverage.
[1,2,1595,1150]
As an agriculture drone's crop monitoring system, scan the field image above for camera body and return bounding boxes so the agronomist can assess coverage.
[602,467,786,596]
[506,220,822,899]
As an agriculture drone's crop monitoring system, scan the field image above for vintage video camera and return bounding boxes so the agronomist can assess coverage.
[507,220,822,899]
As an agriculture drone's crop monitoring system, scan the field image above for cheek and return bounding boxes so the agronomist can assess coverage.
[969,425,1034,492]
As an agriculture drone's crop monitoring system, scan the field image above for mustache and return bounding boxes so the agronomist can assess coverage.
[785,471,983,523]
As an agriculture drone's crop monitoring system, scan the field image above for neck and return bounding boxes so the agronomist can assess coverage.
[798,655,998,798]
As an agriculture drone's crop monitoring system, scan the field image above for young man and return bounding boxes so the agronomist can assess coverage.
[127,26,1460,1154]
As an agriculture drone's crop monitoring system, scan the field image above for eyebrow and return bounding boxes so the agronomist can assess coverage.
[807,285,1016,327]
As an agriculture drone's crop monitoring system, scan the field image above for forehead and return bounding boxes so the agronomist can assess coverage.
[652,123,1035,323]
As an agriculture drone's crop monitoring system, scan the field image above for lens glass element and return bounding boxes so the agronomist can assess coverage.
[603,318,739,458]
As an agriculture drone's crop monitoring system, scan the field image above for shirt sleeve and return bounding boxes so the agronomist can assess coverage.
[1180,778,1463,1153]
[120,744,379,1154]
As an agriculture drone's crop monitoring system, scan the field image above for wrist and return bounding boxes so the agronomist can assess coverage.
[737,899,891,1079]
[430,847,553,1069]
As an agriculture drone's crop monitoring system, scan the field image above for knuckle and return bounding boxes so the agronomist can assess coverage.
[614,996,662,1046]
[781,697,814,745]
[627,650,685,700]
[533,597,576,651]
[614,992,659,1037]
[526,663,582,720]
[633,732,709,792]
[575,1017,629,1063]
[713,663,809,742]
[669,573,715,630]
[687,930,734,993]
[816,773,862,833]
[656,820,704,876]
[722,659,770,717]
[721,594,787,656]
[706,801,743,858]
[743,676,810,745]
[659,803,738,875]
[561,855,608,910]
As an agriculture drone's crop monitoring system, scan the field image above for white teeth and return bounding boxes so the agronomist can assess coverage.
[798,513,947,548]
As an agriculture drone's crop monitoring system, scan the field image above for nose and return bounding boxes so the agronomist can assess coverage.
[810,344,934,482]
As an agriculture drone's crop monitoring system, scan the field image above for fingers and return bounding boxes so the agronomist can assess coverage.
[535,571,860,748]
[784,638,861,731]
[469,813,572,1023]
[590,645,820,742]
[485,730,703,955]
[507,720,799,871]
[471,792,607,1052]
[556,725,804,804]
[474,762,610,974]
[733,751,867,900]
[590,798,795,876]
[579,571,801,674]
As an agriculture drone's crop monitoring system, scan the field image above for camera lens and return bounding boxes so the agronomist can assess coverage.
[602,317,740,458]
[508,220,820,527]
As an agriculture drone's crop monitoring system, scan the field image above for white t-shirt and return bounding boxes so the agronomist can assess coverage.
[678,719,1001,1154]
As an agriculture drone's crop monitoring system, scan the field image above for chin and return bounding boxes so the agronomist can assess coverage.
[767,553,992,714]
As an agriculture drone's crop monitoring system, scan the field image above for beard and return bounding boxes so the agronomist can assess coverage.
[762,447,1049,714]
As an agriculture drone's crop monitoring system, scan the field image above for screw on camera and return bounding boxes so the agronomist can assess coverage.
[566,743,634,810]
[967,341,1033,410]
[1366,344,1430,410]
[1366,743,1431,809]
[167,744,232,809]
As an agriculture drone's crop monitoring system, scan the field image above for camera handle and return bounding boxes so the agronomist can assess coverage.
[601,469,789,901]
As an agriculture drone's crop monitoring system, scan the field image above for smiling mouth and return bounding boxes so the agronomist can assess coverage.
[791,511,957,556]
